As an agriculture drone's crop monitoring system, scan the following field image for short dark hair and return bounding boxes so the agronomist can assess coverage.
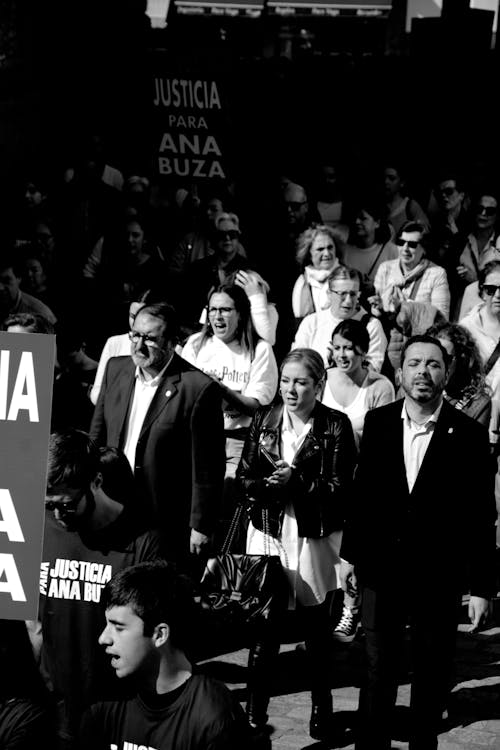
[400,334,450,369]
[134,302,179,344]
[396,220,431,253]
[47,430,100,492]
[98,447,135,505]
[102,561,196,646]
[331,319,370,355]
[4,312,55,334]
[478,260,500,289]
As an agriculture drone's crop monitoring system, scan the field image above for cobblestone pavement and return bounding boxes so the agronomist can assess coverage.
[199,598,500,749]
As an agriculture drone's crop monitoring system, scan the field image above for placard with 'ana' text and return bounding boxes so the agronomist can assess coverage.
[0,332,55,620]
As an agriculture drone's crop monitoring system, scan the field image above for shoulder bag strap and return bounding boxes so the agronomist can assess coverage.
[220,502,245,555]
[485,340,500,375]
[366,242,388,280]
[408,271,425,301]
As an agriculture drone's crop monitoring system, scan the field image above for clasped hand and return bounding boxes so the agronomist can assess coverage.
[265,459,293,487]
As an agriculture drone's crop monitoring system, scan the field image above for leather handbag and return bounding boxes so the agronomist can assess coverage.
[198,504,288,647]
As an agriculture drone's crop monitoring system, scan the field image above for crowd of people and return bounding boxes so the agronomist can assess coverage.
[1,142,499,750]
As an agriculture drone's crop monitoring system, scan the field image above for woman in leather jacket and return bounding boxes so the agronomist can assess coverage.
[236,348,356,741]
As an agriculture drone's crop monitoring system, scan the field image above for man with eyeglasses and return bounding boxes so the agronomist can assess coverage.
[90,301,225,565]
[293,264,388,371]
[31,429,162,750]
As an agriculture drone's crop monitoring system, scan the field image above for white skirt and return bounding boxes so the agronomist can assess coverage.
[246,502,342,609]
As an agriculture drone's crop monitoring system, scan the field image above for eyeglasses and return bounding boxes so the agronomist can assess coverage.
[208,306,236,317]
[438,186,457,197]
[329,289,360,299]
[482,284,500,297]
[476,205,497,216]
[128,331,162,348]
[285,201,307,211]
[215,230,239,241]
[45,488,85,512]
[395,238,420,249]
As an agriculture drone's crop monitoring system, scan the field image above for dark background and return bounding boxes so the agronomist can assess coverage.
[1,0,499,206]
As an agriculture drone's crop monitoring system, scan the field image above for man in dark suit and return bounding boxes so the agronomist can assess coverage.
[90,302,225,562]
[340,334,496,750]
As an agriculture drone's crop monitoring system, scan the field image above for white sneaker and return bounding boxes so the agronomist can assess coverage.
[332,606,358,643]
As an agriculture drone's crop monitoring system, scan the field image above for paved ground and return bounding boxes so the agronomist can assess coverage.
[199,596,500,749]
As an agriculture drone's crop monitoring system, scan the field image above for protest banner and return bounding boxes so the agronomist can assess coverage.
[0,331,55,620]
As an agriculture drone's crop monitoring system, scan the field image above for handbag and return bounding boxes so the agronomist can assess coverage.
[197,503,288,648]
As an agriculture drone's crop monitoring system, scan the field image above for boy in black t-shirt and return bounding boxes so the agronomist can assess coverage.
[80,561,250,750]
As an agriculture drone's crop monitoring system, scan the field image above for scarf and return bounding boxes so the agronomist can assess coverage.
[381,258,431,312]
[295,265,337,319]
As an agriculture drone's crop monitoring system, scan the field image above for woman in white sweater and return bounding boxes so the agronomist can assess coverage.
[182,282,278,531]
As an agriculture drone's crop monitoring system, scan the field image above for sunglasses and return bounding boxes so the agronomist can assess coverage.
[216,230,239,241]
[438,186,457,197]
[395,238,420,249]
[482,284,500,297]
[476,205,497,217]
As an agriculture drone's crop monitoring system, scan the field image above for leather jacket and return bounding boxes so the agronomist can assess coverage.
[237,401,356,539]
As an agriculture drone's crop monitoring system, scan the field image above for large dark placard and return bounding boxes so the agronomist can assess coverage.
[152,68,228,181]
[0,332,55,621]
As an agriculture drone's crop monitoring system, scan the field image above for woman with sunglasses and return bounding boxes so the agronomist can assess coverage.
[185,212,278,344]
[460,261,500,400]
[454,192,500,319]
[182,283,278,544]
[372,220,450,319]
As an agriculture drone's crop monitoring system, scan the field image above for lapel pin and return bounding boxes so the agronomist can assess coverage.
[165,389,172,398]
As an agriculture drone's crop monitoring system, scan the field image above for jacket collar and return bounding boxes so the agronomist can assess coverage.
[260,400,330,464]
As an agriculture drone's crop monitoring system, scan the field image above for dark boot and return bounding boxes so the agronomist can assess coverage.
[309,689,333,741]
[246,639,278,728]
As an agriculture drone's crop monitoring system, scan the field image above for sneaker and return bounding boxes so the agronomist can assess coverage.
[332,606,358,643]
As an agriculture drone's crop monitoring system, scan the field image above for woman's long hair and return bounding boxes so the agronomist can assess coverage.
[194,283,259,359]
[426,321,489,402]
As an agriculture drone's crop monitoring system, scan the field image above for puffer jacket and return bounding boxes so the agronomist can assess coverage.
[236,401,356,539]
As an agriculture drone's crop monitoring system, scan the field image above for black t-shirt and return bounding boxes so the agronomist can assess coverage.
[80,674,250,750]
[39,506,162,740]
[0,698,53,750]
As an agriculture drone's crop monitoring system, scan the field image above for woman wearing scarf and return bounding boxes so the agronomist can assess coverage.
[372,220,450,318]
[292,224,342,326]
[368,221,450,381]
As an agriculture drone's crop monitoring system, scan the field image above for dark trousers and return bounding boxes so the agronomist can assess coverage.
[247,598,334,723]
[356,587,460,750]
